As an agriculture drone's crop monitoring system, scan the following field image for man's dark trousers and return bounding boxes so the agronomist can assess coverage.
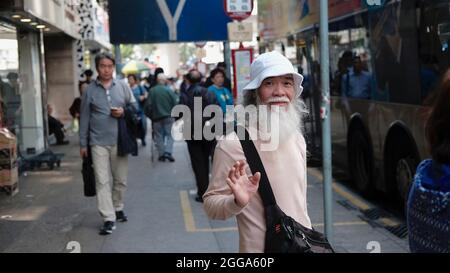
[186,140,214,199]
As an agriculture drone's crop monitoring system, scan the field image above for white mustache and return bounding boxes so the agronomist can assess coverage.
[266,97,290,104]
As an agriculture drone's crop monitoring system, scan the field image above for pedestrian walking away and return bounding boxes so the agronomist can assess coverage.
[144,73,179,162]
[179,69,215,203]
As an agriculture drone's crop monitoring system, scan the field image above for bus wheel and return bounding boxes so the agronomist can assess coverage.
[395,156,416,209]
[349,130,373,194]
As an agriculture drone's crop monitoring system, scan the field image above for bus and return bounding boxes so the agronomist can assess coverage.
[257,0,450,207]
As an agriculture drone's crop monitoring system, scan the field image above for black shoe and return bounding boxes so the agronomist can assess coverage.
[164,153,175,162]
[56,140,69,145]
[158,155,166,162]
[115,211,128,222]
[99,221,116,235]
[195,196,203,203]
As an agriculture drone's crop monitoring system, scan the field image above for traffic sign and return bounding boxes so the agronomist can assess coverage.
[109,0,232,44]
[224,0,254,21]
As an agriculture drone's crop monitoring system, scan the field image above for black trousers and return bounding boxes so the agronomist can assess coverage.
[48,115,65,143]
[186,140,215,198]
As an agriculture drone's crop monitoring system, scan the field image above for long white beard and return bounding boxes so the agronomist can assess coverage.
[254,97,303,149]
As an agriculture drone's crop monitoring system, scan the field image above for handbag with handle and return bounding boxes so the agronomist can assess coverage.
[235,126,334,253]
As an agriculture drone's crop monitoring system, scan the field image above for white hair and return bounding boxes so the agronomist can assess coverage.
[157,73,167,84]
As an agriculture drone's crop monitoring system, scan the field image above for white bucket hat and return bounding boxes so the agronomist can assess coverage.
[243,51,304,97]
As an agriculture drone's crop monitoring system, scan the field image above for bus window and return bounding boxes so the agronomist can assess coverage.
[329,13,373,99]
[419,1,450,105]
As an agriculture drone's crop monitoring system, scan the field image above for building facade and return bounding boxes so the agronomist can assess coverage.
[0,0,110,157]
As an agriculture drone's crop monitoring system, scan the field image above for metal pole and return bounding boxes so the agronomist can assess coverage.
[114,44,122,78]
[38,30,49,150]
[223,41,232,79]
[319,0,333,244]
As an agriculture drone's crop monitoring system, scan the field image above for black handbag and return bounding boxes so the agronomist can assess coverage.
[81,148,96,197]
[236,126,334,253]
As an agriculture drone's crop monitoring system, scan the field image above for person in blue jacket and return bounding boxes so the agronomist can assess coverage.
[407,70,450,253]
[207,68,234,116]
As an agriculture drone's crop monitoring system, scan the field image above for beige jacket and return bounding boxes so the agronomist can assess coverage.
[203,130,312,253]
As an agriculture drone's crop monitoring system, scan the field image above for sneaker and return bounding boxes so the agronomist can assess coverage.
[115,211,128,222]
[99,221,116,235]
[164,153,175,162]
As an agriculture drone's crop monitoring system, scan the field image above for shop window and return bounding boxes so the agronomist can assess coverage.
[328,14,373,100]
[419,1,450,105]
[0,23,21,135]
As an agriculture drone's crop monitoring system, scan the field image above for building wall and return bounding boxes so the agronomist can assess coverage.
[155,43,180,77]
[45,35,77,124]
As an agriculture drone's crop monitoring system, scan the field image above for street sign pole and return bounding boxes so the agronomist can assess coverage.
[223,41,232,79]
[320,0,333,245]
[224,0,254,100]
[114,44,122,78]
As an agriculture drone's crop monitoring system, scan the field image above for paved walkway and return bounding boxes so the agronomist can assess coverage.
[0,134,409,253]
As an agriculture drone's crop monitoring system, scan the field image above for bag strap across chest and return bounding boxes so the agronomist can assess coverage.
[234,126,277,207]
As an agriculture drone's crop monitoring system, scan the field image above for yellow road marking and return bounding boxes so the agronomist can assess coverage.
[180,191,371,233]
[195,221,369,232]
[308,168,405,228]
[314,221,367,227]
[196,227,238,232]
[332,184,372,211]
[379,217,401,227]
[179,191,196,232]
[308,168,372,211]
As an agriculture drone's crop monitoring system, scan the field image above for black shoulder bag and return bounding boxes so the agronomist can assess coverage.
[235,126,334,253]
[82,147,96,197]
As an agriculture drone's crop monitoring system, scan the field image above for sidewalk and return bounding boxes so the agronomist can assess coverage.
[0,134,409,253]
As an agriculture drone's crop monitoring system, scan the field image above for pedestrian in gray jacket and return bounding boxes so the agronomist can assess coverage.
[79,53,137,235]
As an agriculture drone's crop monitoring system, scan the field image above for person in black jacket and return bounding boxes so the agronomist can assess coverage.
[178,70,215,202]
[47,104,69,145]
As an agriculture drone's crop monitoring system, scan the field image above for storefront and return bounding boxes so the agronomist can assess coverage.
[0,0,82,156]
[0,18,46,156]
[77,0,112,76]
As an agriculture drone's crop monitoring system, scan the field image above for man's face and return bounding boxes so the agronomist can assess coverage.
[97,58,114,81]
[212,72,225,87]
[353,58,363,73]
[258,75,295,108]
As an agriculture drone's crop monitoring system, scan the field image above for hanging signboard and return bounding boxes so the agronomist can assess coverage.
[231,48,253,103]
[228,22,253,42]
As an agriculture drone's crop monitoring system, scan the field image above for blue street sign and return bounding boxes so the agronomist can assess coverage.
[109,0,232,44]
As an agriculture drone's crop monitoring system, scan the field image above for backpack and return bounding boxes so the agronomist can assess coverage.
[143,95,153,120]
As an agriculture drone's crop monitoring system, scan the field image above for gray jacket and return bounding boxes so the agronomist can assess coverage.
[79,79,137,148]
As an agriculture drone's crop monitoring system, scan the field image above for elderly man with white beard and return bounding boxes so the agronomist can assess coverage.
[203,51,312,253]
